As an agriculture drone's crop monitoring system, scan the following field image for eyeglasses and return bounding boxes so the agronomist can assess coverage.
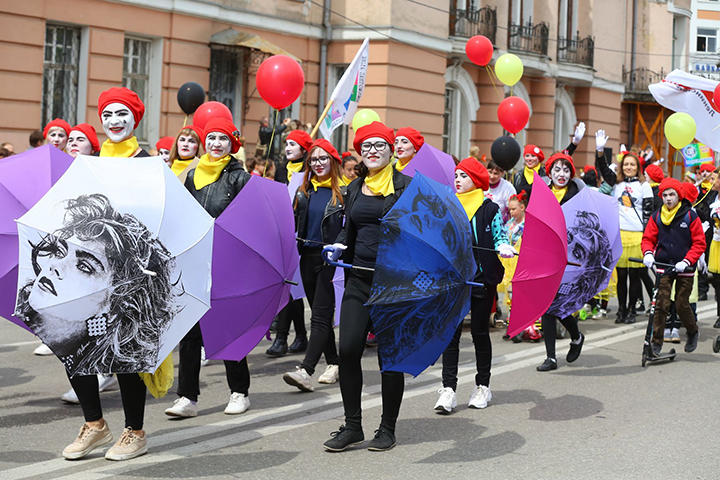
[361,141,389,153]
[309,156,330,166]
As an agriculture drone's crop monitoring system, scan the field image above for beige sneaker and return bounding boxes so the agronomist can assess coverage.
[62,422,113,460]
[105,427,148,461]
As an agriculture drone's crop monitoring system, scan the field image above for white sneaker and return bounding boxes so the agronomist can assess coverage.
[224,392,250,415]
[468,385,492,409]
[164,396,198,417]
[61,388,80,404]
[33,343,53,356]
[434,387,457,413]
[98,374,118,392]
[283,366,314,392]
[317,364,339,384]
[200,346,209,367]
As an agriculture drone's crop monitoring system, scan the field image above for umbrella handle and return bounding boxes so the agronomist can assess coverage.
[322,246,375,272]
[474,245,581,267]
[466,281,484,287]
[628,257,696,272]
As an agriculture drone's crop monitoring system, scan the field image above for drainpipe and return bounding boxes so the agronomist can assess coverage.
[628,0,638,145]
[318,0,332,120]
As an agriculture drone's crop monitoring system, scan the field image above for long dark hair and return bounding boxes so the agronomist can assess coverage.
[298,145,345,206]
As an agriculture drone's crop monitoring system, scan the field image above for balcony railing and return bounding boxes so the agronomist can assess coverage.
[449,6,497,45]
[557,33,594,68]
[622,66,666,93]
[508,20,549,56]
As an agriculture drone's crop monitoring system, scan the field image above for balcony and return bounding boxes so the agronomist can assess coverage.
[508,20,549,57]
[557,33,594,68]
[449,6,497,45]
[622,66,666,100]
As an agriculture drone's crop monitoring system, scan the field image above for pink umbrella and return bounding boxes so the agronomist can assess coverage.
[400,143,455,187]
[507,173,568,338]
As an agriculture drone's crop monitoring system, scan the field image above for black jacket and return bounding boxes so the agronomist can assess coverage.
[184,159,251,218]
[295,186,345,249]
[470,198,504,287]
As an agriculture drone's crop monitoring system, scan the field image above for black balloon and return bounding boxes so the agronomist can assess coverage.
[490,135,521,171]
[177,82,205,115]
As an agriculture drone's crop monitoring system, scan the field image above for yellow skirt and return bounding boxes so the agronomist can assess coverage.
[710,240,720,274]
[499,238,521,305]
[595,268,618,301]
[617,230,644,268]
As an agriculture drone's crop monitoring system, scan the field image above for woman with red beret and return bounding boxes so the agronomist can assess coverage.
[67,124,100,157]
[168,126,204,184]
[322,121,412,452]
[434,158,516,413]
[43,118,71,152]
[155,136,175,166]
[284,130,313,182]
[393,127,424,172]
[282,138,346,392]
[341,151,358,184]
[97,87,150,158]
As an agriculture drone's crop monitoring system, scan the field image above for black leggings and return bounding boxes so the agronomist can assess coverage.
[617,267,642,312]
[631,267,654,305]
[68,373,146,430]
[275,298,307,341]
[299,250,339,376]
[541,314,580,359]
[710,273,720,317]
[339,270,404,433]
[441,285,496,391]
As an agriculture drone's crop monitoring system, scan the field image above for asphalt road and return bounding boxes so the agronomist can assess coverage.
[1,300,720,480]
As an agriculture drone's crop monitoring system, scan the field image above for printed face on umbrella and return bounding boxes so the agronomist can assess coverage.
[524,152,540,169]
[102,103,135,143]
[177,134,198,160]
[309,148,332,178]
[361,137,392,171]
[394,136,415,161]
[454,169,476,194]
[285,140,303,161]
[550,162,572,188]
[662,188,680,209]
[67,131,93,158]
[205,132,231,159]
[47,127,68,151]
[398,189,459,256]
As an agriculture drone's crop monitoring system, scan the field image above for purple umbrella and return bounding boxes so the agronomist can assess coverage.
[400,143,455,187]
[200,175,300,361]
[287,171,306,300]
[0,146,73,328]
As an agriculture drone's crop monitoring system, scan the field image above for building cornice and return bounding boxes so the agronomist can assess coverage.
[331,26,452,53]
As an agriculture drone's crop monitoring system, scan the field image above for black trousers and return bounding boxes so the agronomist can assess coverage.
[339,270,404,433]
[275,298,307,341]
[441,284,496,391]
[710,273,720,317]
[68,372,146,430]
[177,322,250,401]
[541,314,580,359]
[299,250,339,376]
[617,267,642,312]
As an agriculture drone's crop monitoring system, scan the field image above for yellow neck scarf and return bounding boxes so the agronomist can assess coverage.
[650,181,660,188]
[395,156,412,172]
[310,175,333,191]
[286,159,304,182]
[456,188,485,221]
[552,186,567,204]
[702,180,712,191]
[523,164,542,185]
[99,136,139,158]
[342,175,354,185]
[365,163,395,196]
[193,154,232,190]
[171,158,194,177]
[661,202,681,226]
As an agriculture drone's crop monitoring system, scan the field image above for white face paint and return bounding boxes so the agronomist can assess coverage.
[101,103,135,143]
[361,136,392,172]
[47,127,68,151]
[205,132,231,160]
[159,149,171,166]
[66,131,92,157]
[662,189,680,209]
[177,134,198,159]
[454,169,476,194]
[551,162,572,188]
[285,140,303,161]
[309,148,332,179]
[394,136,416,162]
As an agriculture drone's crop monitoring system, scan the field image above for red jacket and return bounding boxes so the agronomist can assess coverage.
[642,200,705,275]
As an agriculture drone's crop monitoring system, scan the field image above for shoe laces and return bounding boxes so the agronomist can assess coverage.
[372,428,393,441]
[330,425,350,438]
[230,392,246,402]
[77,424,93,441]
[117,427,137,447]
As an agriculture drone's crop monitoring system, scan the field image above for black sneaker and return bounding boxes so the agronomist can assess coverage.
[536,357,557,372]
[635,300,645,313]
[288,335,308,354]
[265,338,288,357]
[713,317,720,329]
[367,428,396,452]
[567,333,584,363]
[323,425,364,452]
[699,293,708,302]
[685,331,699,353]
[615,308,626,324]
[624,309,636,324]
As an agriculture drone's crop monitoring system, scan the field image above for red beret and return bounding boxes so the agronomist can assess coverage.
[395,127,425,151]
[659,177,685,200]
[546,152,576,178]
[286,130,313,152]
[70,123,100,153]
[699,163,716,173]
[456,157,489,190]
[203,118,241,154]
[583,165,597,175]
[43,118,71,139]
[681,182,699,203]
[341,151,353,160]
[311,138,341,163]
[353,121,395,156]
[523,144,545,163]
[644,164,665,183]
[155,136,175,152]
[97,87,145,129]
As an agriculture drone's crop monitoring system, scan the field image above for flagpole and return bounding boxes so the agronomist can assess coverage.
[311,100,334,139]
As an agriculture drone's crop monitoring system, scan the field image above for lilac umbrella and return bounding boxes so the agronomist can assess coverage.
[201,175,300,361]
[400,143,455,187]
[287,171,306,300]
[0,145,74,328]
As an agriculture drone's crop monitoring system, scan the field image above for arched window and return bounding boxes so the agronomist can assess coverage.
[443,64,481,159]
[554,87,577,152]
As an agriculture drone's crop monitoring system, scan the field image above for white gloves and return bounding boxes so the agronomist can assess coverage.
[674,260,689,273]
[322,243,347,263]
[572,122,586,145]
[595,130,608,152]
[643,253,655,269]
[498,244,518,259]
[699,254,708,275]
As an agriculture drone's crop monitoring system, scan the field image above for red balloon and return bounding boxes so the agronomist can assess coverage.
[497,96,530,134]
[256,55,305,110]
[193,101,233,131]
[714,83,720,109]
[466,35,494,67]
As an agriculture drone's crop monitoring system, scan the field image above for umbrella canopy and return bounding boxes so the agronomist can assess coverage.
[14,155,214,376]
[287,171,306,300]
[1,145,74,328]
[507,174,568,338]
[399,143,455,187]
[332,267,344,326]
[201,175,299,361]
[546,187,622,318]
[366,173,477,376]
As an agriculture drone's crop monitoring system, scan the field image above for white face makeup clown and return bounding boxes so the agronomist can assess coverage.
[394,136,416,162]
[101,103,135,143]
[454,169,476,194]
[662,188,680,209]
[158,149,171,166]
[361,136,393,173]
[550,161,572,188]
[47,127,68,151]
[205,132,232,160]
[177,134,199,160]
[309,148,333,180]
[285,140,303,161]
[66,131,93,158]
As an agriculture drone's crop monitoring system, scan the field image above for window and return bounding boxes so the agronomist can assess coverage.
[697,28,718,53]
[510,0,533,26]
[42,24,81,127]
[558,0,578,40]
[209,48,242,121]
[442,85,470,159]
[442,87,455,155]
[123,37,151,142]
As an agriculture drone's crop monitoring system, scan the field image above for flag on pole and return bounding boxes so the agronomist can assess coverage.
[319,38,369,139]
[681,142,714,167]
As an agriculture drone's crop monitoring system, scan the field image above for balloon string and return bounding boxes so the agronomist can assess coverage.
[510,85,514,97]
[183,115,187,128]
[264,108,279,178]
[485,66,503,100]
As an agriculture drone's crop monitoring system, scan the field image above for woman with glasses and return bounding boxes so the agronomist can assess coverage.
[321,122,412,453]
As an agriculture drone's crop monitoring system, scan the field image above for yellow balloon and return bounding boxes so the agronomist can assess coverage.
[664,112,697,149]
[352,109,381,131]
[494,53,523,87]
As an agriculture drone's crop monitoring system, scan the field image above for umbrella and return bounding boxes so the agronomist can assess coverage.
[14,155,214,376]
[546,187,622,318]
[399,143,455,187]
[332,267,344,326]
[200,175,299,361]
[287,171,306,300]
[507,173,568,338]
[365,173,477,376]
[1,145,74,328]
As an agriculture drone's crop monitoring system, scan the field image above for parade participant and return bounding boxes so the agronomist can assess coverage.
[501,192,528,340]
[485,159,516,222]
[321,121,411,452]
[341,152,358,183]
[67,124,100,158]
[168,126,203,183]
[695,163,716,301]
[97,87,150,158]
[155,136,174,166]
[582,165,599,191]
[434,158,516,413]
[645,164,665,211]
[43,118,71,152]
[595,130,653,324]
[284,129,313,182]
[393,127,424,172]
[706,169,720,328]
[642,177,705,355]
[536,152,586,372]
[165,117,253,419]
[282,139,345,392]
[246,156,268,176]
